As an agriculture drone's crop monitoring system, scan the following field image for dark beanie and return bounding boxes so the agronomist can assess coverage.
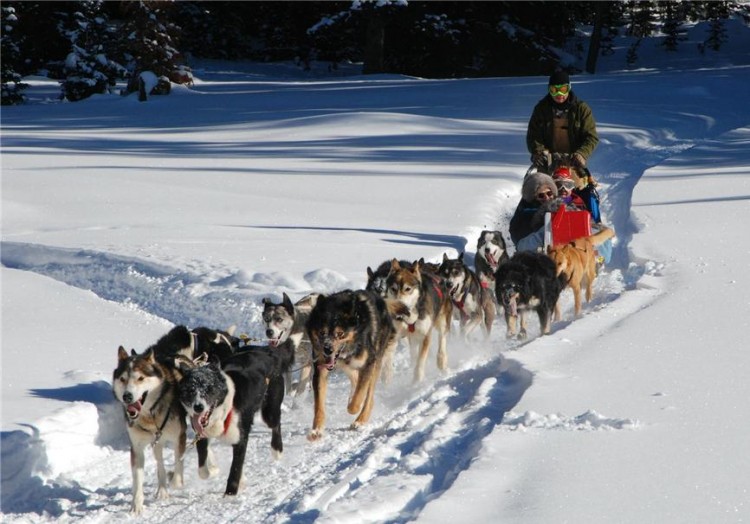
[549,70,570,85]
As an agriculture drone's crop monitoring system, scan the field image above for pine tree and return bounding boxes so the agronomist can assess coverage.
[661,1,687,52]
[118,1,184,96]
[699,1,730,53]
[60,1,126,102]
[1,5,28,105]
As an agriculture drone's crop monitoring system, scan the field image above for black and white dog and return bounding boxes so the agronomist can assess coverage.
[475,230,510,304]
[261,292,319,397]
[495,251,565,340]
[178,344,291,496]
[439,252,495,341]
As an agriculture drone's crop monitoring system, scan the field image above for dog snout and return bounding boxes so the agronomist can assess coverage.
[266,329,274,338]
[122,392,134,404]
[193,403,204,414]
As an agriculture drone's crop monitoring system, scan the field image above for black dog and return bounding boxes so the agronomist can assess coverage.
[306,289,406,440]
[178,343,291,496]
[495,251,564,340]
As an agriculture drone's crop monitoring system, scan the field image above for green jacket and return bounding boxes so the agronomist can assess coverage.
[526,92,599,160]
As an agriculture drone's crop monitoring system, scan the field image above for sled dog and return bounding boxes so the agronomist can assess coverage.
[178,344,291,496]
[366,259,411,297]
[306,289,406,440]
[475,230,510,303]
[385,259,453,382]
[494,251,564,339]
[439,252,495,340]
[262,292,319,397]
[547,228,615,317]
[113,342,192,514]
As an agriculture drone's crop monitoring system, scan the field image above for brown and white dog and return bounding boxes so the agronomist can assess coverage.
[306,289,407,441]
[112,338,192,514]
[385,259,453,382]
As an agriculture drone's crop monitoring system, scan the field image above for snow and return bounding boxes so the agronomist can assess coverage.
[2,19,750,523]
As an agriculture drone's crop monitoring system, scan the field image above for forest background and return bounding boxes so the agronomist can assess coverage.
[3,0,750,106]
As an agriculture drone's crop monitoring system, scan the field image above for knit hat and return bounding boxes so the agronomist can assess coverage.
[522,173,558,203]
[549,70,570,86]
[552,166,572,180]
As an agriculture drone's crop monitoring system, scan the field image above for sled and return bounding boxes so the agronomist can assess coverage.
[543,204,592,249]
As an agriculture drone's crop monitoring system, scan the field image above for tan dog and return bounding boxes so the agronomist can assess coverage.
[547,227,615,317]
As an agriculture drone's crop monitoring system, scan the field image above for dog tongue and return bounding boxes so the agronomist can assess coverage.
[488,253,497,266]
[126,401,141,418]
[191,414,207,438]
[508,296,518,317]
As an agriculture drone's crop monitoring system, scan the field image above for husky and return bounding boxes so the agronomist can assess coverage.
[261,292,319,397]
[177,343,291,496]
[385,259,453,382]
[475,230,510,303]
[495,251,565,339]
[438,252,495,340]
[306,289,407,441]
[113,340,193,514]
[366,259,411,297]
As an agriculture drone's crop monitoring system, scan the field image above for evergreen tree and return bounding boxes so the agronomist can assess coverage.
[699,1,731,53]
[60,1,126,101]
[117,0,184,95]
[660,1,687,52]
[1,5,28,105]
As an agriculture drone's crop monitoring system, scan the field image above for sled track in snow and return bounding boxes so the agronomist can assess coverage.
[0,241,264,337]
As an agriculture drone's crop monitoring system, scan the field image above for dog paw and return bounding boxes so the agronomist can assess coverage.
[199,464,219,479]
[307,429,323,442]
[271,448,283,461]
[168,472,184,489]
[349,421,363,431]
[155,486,169,501]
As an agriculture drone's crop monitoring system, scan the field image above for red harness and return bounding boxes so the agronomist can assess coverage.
[223,410,233,435]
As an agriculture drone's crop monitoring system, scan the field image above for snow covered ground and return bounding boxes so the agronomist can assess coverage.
[2,20,750,523]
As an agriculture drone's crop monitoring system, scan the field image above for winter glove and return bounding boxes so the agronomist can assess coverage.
[572,152,586,168]
[531,150,551,169]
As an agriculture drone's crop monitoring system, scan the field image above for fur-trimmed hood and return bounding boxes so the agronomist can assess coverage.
[521,173,558,203]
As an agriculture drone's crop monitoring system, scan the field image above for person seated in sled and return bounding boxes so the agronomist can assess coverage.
[527,69,599,187]
[552,166,613,265]
[509,172,558,253]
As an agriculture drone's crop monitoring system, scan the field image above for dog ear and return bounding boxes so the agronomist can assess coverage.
[118,346,129,361]
[442,253,449,262]
[261,297,270,305]
[390,258,401,271]
[458,252,465,262]
[193,352,209,367]
[282,292,294,314]
[367,266,374,279]
[130,348,137,356]
[144,347,156,363]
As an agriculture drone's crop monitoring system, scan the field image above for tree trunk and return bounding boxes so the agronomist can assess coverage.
[586,2,605,74]
[363,11,385,74]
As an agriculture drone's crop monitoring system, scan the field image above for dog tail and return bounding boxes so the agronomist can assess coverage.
[588,226,615,246]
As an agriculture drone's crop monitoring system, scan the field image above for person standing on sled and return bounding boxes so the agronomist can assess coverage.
[527,70,599,187]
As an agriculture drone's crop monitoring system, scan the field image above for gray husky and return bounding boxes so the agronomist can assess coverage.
[261,292,319,397]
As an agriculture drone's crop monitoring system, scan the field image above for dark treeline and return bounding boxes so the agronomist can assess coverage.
[2,1,748,105]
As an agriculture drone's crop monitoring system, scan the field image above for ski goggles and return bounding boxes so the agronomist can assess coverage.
[555,179,576,192]
[549,83,571,96]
